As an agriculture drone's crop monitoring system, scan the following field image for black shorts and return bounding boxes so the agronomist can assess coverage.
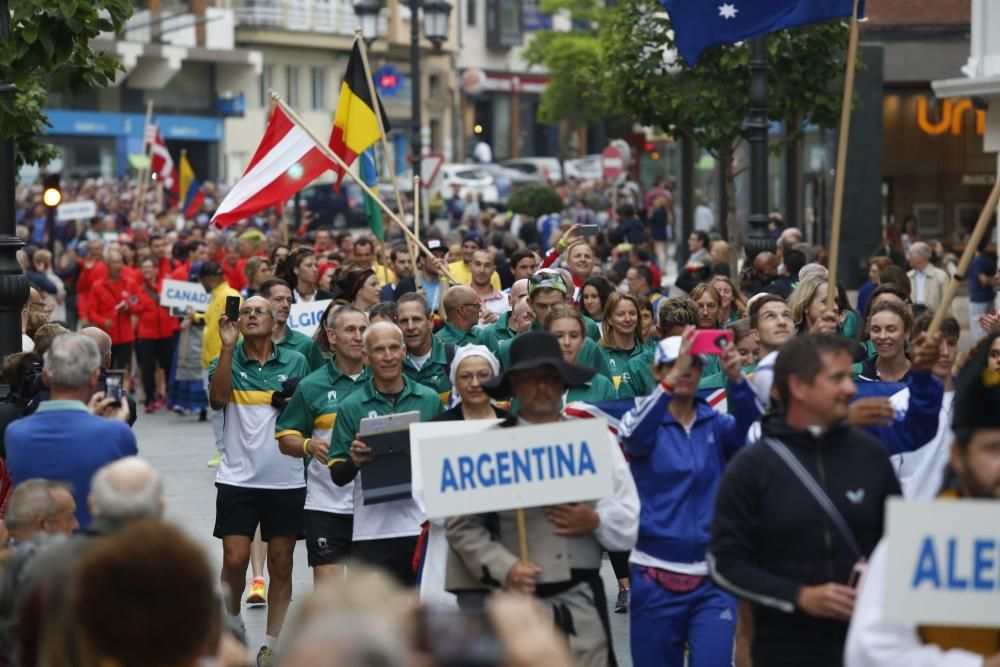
[303,510,353,566]
[352,536,420,587]
[110,342,133,370]
[213,483,305,541]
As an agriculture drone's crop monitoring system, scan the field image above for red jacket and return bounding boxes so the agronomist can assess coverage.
[76,259,108,322]
[157,256,181,281]
[167,262,190,282]
[134,277,179,339]
[90,275,139,345]
[223,261,248,292]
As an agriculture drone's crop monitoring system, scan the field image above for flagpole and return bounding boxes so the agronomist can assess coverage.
[927,177,1000,336]
[354,31,417,262]
[269,91,459,284]
[413,175,421,245]
[135,101,154,222]
[825,0,860,310]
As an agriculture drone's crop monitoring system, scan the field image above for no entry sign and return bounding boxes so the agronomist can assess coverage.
[601,145,625,182]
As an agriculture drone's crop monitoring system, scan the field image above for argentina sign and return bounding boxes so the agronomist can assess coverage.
[885,497,1000,626]
[416,419,614,520]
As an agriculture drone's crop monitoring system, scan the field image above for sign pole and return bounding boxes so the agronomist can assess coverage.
[516,509,529,563]
[413,175,421,245]
[269,91,459,283]
[927,176,1000,336]
[354,31,417,263]
[135,100,155,221]
[825,0,861,310]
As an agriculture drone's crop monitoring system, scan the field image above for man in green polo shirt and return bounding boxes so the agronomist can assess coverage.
[527,271,601,341]
[328,321,443,585]
[479,278,529,354]
[260,278,325,371]
[207,295,311,667]
[435,285,482,348]
[398,292,453,405]
[275,304,370,583]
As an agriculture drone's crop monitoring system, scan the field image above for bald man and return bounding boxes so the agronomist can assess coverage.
[89,456,165,525]
[436,285,483,348]
[479,279,529,354]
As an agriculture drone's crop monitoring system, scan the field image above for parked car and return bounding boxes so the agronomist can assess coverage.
[435,164,500,204]
[500,157,563,184]
[296,180,368,230]
[476,163,536,204]
[564,154,603,182]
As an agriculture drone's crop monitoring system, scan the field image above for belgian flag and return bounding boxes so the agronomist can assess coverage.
[329,42,392,190]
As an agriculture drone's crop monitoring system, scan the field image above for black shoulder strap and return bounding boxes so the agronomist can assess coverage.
[444,342,456,369]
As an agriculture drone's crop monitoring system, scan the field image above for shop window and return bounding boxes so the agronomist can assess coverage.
[286,65,300,107]
[311,67,326,111]
[467,0,476,26]
[259,65,274,108]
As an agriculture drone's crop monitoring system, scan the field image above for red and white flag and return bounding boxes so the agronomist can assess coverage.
[211,106,334,229]
[149,127,179,195]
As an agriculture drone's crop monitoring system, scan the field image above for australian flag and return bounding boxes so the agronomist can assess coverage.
[663,0,863,65]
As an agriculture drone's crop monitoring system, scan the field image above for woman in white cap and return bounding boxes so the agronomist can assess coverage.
[416,345,509,608]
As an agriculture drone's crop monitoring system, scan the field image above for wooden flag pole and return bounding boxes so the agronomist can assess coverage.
[135,100,155,221]
[354,31,417,262]
[413,175,421,245]
[825,0,861,310]
[516,509,529,563]
[269,91,459,283]
[927,177,1000,336]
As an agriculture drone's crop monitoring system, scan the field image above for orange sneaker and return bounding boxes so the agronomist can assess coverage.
[245,576,267,606]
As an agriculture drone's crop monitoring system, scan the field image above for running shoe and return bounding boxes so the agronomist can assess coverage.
[245,576,267,606]
[206,454,221,467]
[614,588,630,614]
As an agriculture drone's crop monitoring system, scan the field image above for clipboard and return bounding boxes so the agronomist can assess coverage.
[359,411,421,505]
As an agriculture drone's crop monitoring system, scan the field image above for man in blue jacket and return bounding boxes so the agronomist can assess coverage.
[619,326,757,667]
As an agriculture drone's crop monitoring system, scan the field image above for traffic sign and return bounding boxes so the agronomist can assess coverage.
[56,199,97,222]
[407,153,445,190]
[601,145,625,182]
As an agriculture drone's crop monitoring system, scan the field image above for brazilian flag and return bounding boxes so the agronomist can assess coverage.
[360,147,383,241]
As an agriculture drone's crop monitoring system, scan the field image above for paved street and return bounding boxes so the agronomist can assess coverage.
[136,408,633,664]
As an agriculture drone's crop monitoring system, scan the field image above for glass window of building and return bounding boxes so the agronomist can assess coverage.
[259,65,274,108]
[286,65,300,107]
[467,0,476,26]
[311,67,326,111]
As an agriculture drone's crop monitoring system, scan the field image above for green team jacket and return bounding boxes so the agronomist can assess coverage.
[329,375,444,463]
[276,327,325,372]
[434,321,482,348]
[402,336,454,405]
[275,360,372,440]
[479,312,516,355]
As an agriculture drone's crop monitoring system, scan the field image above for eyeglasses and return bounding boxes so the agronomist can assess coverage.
[239,306,271,317]
[457,371,493,384]
[459,302,480,310]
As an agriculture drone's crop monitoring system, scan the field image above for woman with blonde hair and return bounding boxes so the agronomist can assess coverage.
[788,273,840,334]
[598,292,647,389]
[709,275,747,325]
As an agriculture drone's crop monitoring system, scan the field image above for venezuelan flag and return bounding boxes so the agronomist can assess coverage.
[359,147,383,241]
[329,41,391,190]
[179,151,205,218]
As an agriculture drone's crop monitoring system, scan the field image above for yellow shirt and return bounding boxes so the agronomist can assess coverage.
[446,260,501,289]
[373,263,397,287]
[198,282,242,369]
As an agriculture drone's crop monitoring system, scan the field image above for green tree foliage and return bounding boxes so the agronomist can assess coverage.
[601,0,852,269]
[507,183,564,218]
[0,0,133,168]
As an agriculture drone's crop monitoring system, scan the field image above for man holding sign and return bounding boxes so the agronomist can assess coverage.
[846,333,1000,667]
[444,331,638,667]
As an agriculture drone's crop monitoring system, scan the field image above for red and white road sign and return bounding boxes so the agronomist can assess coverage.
[601,145,625,182]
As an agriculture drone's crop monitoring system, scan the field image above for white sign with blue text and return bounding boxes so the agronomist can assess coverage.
[416,419,613,520]
[288,299,332,337]
[158,278,210,312]
[885,497,1000,627]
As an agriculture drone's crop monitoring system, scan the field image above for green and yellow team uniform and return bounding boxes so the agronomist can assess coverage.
[276,327,326,371]
[208,341,310,488]
[329,376,443,542]
[275,360,371,515]
[479,312,517,355]
[403,336,454,405]
[599,339,648,390]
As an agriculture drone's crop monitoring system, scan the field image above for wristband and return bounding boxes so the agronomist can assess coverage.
[557,239,569,252]
[302,438,311,456]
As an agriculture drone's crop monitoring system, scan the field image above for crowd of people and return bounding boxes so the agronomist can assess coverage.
[1,170,999,667]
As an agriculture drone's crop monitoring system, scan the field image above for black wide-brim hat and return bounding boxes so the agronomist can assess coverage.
[482,331,597,400]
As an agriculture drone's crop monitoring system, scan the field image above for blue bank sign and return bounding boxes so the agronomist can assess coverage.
[886,498,1000,627]
[415,419,613,519]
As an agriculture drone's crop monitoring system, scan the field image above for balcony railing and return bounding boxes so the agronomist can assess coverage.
[228,0,364,35]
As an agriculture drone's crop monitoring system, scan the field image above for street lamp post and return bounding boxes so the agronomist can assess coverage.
[354,0,450,186]
[0,0,29,356]
[746,35,774,259]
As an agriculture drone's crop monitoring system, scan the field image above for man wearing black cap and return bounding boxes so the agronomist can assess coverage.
[846,333,1000,666]
[195,261,241,467]
[445,331,639,667]
[447,231,501,289]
